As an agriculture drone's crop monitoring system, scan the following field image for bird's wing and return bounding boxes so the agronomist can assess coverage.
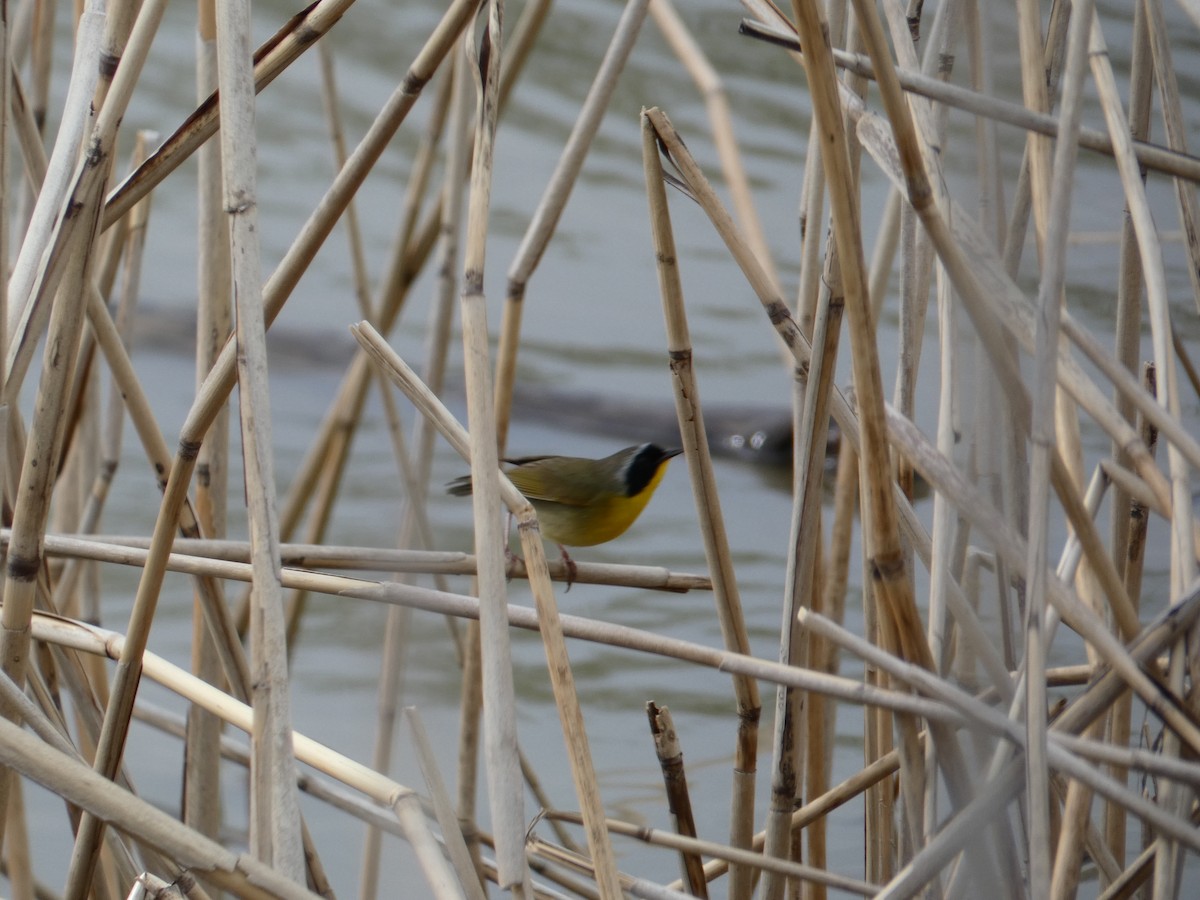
[505,457,604,506]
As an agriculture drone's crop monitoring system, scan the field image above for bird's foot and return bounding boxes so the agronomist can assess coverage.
[558,546,578,592]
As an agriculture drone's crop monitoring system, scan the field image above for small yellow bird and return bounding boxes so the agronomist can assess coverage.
[447,443,682,584]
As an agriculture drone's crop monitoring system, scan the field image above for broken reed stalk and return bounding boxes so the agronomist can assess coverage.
[641,110,762,898]
[645,703,707,898]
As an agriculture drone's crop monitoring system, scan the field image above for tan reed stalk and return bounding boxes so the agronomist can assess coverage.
[1021,2,1095,893]
[1123,7,1200,893]
[28,559,969,731]
[641,107,992,839]
[677,742,904,890]
[869,22,906,873]
[924,269,957,851]
[641,114,760,899]
[4,779,34,900]
[1016,0,1054,257]
[784,10,964,837]
[804,430,858,900]
[318,41,374,319]
[1142,0,1200,318]
[1106,368,1157,868]
[762,216,845,896]
[102,0,364,228]
[406,707,490,900]
[884,407,1200,756]
[537,814,878,897]
[52,131,155,615]
[456,618,487,886]
[646,703,707,898]
[962,0,1019,687]
[33,614,466,895]
[455,1,534,887]
[1055,14,1161,896]
[797,132,828,333]
[497,0,552,113]
[651,0,778,290]
[494,0,650,451]
[0,714,323,899]
[37,532,710,592]
[394,71,456,288]
[4,6,104,383]
[351,321,624,896]
[187,0,232,874]
[0,0,166,864]
[802,607,1200,852]
[212,0,304,878]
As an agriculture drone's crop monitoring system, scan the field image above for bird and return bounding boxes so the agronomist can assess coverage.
[447,443,683,587]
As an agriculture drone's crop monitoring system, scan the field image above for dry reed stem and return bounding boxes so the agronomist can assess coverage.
[641,111,759,898]
[494,0,650,452]
[540,812,879,897]
[4,0,167,876]
[651,0,779,291]
[1106,368,1158,868]
[352,319,624,896]
[645,704,707,898]
[801,606,1200,851]
[187,3,234,873]
[762,225,844,893]
[103,0,362,228]
[46,532,709,591]
[827,0,1194,708]
[0,714,323,899]
[32,547,968,725]
[457,1,537,887]
[405,707,492,900]
[213,0,305,876]
[359,76,469,873]
[646,90,988,863]
[32,614,463,895]
[4,5,103,378]
[739,15,1200,187]
[675,739,903,890]
[1024,2,1095,892]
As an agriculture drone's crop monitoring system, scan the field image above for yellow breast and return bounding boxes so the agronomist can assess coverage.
[530,462,669,547]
